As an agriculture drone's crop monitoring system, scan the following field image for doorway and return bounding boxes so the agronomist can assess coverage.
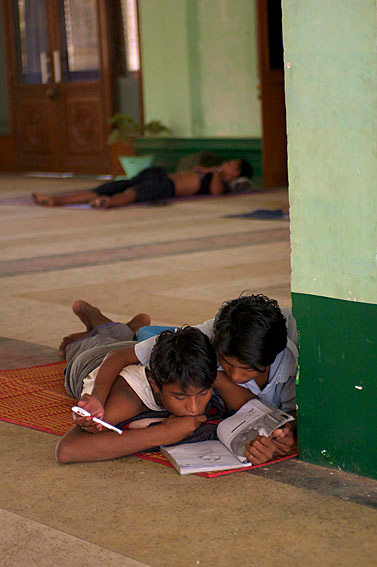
[256,0,288,187]
[3,0,114,173]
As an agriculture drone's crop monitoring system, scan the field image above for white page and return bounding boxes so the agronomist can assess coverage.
[160,440,252,475]
[217,399,294,463]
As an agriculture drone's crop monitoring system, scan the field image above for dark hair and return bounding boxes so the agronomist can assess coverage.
[213,293,287,371]
[149,326,217,391]
[238,159,253,179]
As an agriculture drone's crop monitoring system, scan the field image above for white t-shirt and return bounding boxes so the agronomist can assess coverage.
[83,364,164,411]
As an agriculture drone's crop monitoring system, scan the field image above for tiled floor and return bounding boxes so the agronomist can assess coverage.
[1,174,376,567]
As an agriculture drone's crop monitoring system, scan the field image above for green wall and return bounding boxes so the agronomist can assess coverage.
[283,0,377,305]
[283,0,377,478]
[292,294,377,478]
[138,0,261,138]
[134,136,262,180]
[138,0,194,136]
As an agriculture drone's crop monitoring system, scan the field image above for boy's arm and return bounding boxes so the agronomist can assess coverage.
[215,370,297,464]
[270,411,297,456]
[244,413,297,465]
[244,424,296,465]
[209,169,226,195]
[214,371,257,411]
[80,346,140,418]
[268,376,297,457]
[193,165,218,174]
[246,352,298,462]
[56,414,207,464]
[75,377,145,433]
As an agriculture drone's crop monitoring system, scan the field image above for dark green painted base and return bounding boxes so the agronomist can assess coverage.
[292,293,377,480]
[134,137,263,182]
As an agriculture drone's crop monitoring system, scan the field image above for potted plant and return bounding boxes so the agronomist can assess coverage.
[108,113,171,178]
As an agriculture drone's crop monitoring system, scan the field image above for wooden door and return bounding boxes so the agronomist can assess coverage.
[3,0,113,173]
[256,0,288,187]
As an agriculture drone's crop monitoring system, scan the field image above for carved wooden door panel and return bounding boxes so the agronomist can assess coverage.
[4,0,112,173]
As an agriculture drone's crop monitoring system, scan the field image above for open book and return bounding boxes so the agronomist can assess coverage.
[160,399,295,475]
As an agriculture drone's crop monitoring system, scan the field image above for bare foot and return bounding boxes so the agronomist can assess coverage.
[72,300,113,331]
[58,331,92,359]
[126,313,151,334]
[32,193,56,206]
[72,300,150,333]
[59,300,151,358]
[90,197,111,209]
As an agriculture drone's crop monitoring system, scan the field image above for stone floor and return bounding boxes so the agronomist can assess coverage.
[0,173,376,567]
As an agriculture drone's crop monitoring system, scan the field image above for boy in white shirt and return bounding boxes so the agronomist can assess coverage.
[56,325,218,464]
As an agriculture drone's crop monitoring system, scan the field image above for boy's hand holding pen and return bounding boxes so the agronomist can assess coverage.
[78,393,105,419]
[71,404,124,435]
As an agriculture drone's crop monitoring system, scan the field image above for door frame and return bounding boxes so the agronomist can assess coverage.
[2,0,115,173]
[256,0,288,187]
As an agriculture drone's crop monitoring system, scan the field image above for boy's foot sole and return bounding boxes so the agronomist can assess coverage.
[72,300,113,331]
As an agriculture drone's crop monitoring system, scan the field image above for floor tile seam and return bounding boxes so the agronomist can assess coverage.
[0,230,290,278]
[0,213,241,240]
[0,227,288,257]
[0,229,288,258]
[0,223,287,245]
[0,506,150,566]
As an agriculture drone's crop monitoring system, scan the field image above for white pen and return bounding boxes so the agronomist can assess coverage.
[71,406,124,435]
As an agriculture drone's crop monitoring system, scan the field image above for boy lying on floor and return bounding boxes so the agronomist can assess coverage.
[32,159,253,208]
[58,294,298,465]
[56,326,220,464]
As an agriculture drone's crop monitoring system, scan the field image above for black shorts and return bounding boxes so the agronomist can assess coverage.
[94,167,175,202]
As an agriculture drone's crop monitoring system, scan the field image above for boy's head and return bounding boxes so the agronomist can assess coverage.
[213,294,287,384]
[149,326,217,416]
[221,159,253,183]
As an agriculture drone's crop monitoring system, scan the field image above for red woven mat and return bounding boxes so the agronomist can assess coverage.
[0,361,73,435]
[0,362,298,477]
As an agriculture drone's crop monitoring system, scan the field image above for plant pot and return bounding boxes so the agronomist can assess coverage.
[118,155,155,179]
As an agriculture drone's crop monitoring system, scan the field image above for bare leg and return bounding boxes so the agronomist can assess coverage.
[71,300,113,330]
[90,188,138,209]
[72,299,150,332]
[32,190,98,207]
[58,300,151,359]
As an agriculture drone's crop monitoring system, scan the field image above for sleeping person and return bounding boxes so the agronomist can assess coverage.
[32,159,253,208]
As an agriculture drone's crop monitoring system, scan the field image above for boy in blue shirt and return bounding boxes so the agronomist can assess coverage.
[211,295,297,464]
